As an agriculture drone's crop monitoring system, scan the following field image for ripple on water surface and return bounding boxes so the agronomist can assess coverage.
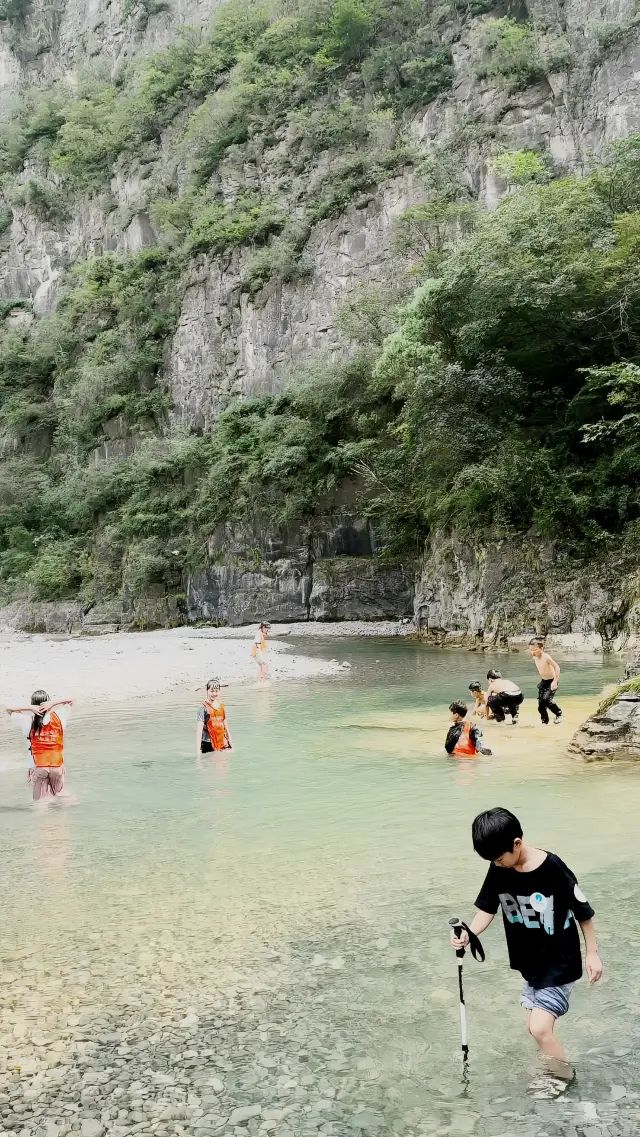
[0,641,639,1136]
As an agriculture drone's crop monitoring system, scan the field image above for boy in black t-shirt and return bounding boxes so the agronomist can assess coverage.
[451,807,602,1067]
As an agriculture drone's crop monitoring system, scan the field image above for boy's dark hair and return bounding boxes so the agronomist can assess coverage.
[472,808,523,861]
[486,669,501,680]
[469,681,481,692]
[528,637,544,646]
[449,700,467,717]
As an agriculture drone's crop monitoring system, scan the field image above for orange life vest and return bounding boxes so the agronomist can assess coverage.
[203,700,229,750]
[453,721,476,759]
[29,711,64,768]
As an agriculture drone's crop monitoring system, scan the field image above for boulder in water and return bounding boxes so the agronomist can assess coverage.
[570,690,640,760]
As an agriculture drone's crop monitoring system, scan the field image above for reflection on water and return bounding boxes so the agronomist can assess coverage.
[0,641,639,1136]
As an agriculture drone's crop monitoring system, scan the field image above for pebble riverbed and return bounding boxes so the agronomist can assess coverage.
[2,916,639,1137]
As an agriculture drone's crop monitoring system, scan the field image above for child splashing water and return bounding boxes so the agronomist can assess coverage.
[7,691,74,803]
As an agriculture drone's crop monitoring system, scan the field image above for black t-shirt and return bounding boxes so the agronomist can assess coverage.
[475,852,595,988]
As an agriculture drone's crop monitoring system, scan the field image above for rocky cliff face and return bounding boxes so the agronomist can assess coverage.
[5,0,640,331]
[5,0,640,368]
[415,532,640,650]
[187,518,415,623]
[168,171,424,428]
[2,0,640,629]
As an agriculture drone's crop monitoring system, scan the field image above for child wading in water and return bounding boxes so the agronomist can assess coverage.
[445,702,492,758]
[196,678,232,755]
[468,681,493,719]
[7,691,74,802]
[529,638,563,724]
[451,808,602,1086]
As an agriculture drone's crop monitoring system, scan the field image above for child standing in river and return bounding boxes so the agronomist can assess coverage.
[451,807,602,1082]
[7,691,74,802]
[196,678,232,755]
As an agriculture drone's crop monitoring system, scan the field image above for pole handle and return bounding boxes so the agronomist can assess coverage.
[449,916,466,959]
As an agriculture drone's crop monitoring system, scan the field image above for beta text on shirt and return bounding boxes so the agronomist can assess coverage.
[475,852,595,988]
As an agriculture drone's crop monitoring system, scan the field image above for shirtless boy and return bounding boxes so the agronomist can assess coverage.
[529,639,562,725]
[468,681,493,719]
[485,670,524,724]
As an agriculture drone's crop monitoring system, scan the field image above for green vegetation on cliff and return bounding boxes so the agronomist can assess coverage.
[598,674,640,713]
[1,0,640,603]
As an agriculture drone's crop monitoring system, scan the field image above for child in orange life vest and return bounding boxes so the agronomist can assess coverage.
[445,701,492,758]
[6,690,73,802]
[196,678,232,755]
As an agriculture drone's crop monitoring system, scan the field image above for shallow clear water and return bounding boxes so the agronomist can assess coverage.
[1,640,639,1136]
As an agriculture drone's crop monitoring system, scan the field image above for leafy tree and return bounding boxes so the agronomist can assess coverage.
[490,149,551,186]
[475,18,544,91]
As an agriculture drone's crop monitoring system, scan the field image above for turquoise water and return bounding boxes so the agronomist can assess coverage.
[1,640,639,1135]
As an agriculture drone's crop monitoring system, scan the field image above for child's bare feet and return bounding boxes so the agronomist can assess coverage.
[543,1054,575,1083]
[527,1071,572,1099]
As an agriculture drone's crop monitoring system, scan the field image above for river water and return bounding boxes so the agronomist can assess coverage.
[1,640,639,1137]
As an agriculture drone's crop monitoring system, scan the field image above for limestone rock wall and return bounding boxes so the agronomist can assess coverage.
[168,172,425,429]
[3,0,640,628]
[415,532,640,650]
[186,519,415,624]
[3,0,640,407]
[0,593,185,633]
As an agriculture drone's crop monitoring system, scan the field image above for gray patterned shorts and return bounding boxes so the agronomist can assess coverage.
[520,981,574,1018]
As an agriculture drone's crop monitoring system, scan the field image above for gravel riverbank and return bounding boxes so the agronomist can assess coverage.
[0,629,347,706]
[0,621,413,706]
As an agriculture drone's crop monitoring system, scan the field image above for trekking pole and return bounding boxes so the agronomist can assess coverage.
[449,918,469,1061]
[448,917,485,1063]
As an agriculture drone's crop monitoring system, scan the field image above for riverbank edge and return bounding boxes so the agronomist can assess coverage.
[416,629,639,653]
[1,597,639,655]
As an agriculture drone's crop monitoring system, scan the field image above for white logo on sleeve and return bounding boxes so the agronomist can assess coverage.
[574,884,588,904]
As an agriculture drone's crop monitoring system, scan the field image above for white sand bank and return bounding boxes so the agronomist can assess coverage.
[0,626,348,705]
[192,620,413,639]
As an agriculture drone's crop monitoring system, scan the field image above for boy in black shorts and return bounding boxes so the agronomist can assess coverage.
[451,808,602,1069]
[485,670,523,723]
